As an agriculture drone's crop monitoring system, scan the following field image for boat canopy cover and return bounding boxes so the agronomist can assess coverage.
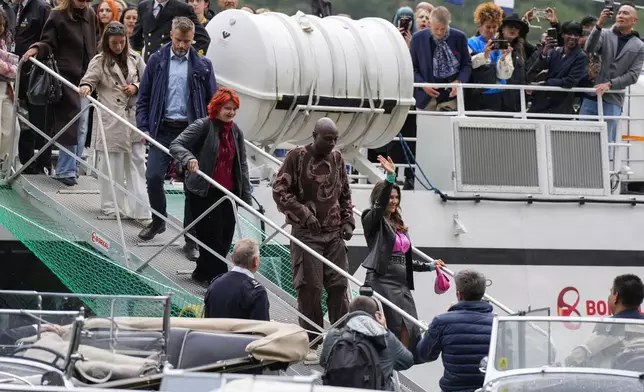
[13,317,309,382]
[75,317,310,363]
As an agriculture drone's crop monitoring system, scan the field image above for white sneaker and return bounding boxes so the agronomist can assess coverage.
[303,348,319,365]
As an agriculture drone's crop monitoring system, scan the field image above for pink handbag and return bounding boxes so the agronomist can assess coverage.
[434,265,451,295]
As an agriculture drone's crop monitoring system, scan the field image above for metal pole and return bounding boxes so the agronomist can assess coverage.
[161,294,172,367]
[6,104,92,184]
[94,109,130,266]
[259,222,288,249]
[136,195,236,272]
[6,59,25,175]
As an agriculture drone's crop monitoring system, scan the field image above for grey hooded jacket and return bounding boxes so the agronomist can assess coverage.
[320,311,414,390]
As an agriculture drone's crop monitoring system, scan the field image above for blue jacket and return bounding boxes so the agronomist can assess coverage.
[416,301,493,392]
[136,43,217,138]
[467,35,506,95]
[410,27,472,110]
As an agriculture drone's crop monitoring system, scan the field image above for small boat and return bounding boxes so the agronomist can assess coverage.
[0,292,309,390]
[478,315,644,391]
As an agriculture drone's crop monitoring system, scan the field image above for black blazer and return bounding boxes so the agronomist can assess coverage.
[14,0,50,57]
[130,0,210,62]
[361,180,416,291]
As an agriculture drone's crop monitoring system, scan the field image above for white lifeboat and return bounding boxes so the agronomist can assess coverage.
[205,10,415,149]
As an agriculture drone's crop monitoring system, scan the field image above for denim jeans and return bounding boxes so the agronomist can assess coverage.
[146,124,184,224]
[55,98,90,178]
[580,98,622,143]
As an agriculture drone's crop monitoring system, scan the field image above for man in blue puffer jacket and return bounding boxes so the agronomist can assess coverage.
[416,269,493,392]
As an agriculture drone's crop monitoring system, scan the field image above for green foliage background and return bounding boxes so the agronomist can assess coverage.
[238,0,644,42]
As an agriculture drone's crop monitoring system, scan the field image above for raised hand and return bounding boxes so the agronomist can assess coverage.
[377,155,395,175]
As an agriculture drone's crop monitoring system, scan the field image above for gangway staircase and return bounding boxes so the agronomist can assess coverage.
[0,58,442,392]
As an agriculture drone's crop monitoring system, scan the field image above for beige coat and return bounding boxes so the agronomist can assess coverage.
[80,50,146,152]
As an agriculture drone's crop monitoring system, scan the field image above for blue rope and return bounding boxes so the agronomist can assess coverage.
[397,133,448,200]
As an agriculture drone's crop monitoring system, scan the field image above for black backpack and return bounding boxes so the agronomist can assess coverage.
[322,329,385,390]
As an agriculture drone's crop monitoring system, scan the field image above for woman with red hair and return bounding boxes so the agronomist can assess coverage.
[170,88,252,283]
[96,0,120,39]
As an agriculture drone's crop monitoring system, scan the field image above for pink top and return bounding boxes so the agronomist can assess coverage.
[392,230,410,254]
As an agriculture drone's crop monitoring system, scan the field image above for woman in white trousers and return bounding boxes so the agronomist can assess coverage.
[79,22,150,222]
[0,9,19,170]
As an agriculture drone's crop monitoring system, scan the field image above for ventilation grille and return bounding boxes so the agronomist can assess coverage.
[550,129,604,189]
[458,126,539,189]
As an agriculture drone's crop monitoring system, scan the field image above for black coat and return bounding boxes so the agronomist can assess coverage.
[32,7,96,145]
[169,118,252,204]
[361,180,415,291]
[528,45,588,114]
[14,0,50,57]
[204,270,270,321]
[130,0,210,62]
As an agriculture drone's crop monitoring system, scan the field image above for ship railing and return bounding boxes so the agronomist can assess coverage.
[335,83,637,185]
[2,58,429,361]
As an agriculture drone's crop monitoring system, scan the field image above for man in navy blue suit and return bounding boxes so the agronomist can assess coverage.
[204,238,270,321]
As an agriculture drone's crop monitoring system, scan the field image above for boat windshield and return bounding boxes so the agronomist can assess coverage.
[492,316,644,373]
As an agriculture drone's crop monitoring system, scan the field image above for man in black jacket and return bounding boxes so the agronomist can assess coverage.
[131,0,210,62]
[203,238,269,321]
[528,21,588,114]
[13,0,50,174]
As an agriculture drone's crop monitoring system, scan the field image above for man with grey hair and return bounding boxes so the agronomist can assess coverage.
[410,6,471,112]
[416,269,493,392]
[204,238,270,321]
[136,16,216,270]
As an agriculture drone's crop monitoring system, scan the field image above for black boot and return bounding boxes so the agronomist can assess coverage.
[138,220,166,241]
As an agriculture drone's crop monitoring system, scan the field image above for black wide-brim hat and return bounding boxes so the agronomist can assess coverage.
[561,21,583,36]
[501,13,530,37]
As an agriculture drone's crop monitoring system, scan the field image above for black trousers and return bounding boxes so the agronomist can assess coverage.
[187,187,236,281]
[18,63,52,173]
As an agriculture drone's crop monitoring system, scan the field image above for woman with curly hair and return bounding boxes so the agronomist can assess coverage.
[169,88,252,283]
[466,2,514,111]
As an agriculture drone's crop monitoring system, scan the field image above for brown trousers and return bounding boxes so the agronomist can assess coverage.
[291,226,349,345]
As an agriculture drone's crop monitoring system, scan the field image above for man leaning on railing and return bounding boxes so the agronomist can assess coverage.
[581,2,644,144]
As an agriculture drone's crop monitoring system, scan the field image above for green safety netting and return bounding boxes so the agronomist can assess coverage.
[0,182,331,317]
[0,184,199,317]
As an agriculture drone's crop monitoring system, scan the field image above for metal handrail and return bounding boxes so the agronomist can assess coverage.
[245,141,516,315]
[413,82,618,121]
[5,57,427,331]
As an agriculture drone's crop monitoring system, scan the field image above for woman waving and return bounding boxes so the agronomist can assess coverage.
[361,155,445,354]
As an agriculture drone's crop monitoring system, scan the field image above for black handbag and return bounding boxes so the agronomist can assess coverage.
[27,54,62,106]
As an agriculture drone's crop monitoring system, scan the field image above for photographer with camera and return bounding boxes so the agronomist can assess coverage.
[580,1,644,145]
[393,6,415,48]
[466,2,514,111]
[526,21,588,114]
[320,294,413,391]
